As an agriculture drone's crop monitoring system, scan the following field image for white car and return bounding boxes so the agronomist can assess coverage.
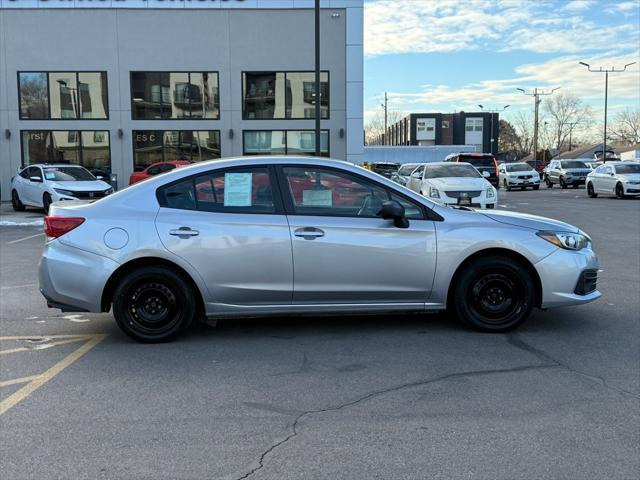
[586,161,640,199]
[407,162,497,209]
[11,164,113,213]
[499,162,541,191]
[390,163,420,186]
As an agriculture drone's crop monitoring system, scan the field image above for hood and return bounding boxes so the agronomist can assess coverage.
[427,177,490,190]
[621,174,640,182]
[50,180,112,191]
[481,209,579,233]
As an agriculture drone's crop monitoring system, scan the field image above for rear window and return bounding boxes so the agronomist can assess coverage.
[458,155,495,167]
[506,164,533,172]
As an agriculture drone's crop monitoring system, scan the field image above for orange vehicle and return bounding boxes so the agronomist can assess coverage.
[129,161,190,185]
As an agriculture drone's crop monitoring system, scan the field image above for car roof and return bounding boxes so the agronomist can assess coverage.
[425,161,473,167]
[25,163,86,168]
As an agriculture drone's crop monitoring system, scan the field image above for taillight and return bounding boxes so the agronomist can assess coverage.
[493,158,499,177]
[44,216,85,239]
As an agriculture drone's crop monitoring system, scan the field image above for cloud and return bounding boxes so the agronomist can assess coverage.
[364,0,639,56]
[605,1,640,14]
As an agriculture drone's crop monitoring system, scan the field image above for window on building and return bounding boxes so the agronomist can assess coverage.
[243,130,329,156]
[130,72,219,120]
[133,130,221,171]
[21,130,111,175]
[242,72,329,120]
[466,118,483,131]
[18,71,108,120]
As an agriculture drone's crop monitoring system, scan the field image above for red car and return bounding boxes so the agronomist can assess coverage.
[526,159,546,174]
[129,160,190,185]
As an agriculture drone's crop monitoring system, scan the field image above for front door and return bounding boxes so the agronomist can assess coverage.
[155,166,293,306]
[278,165,436,305]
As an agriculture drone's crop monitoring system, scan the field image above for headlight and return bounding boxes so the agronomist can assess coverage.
[429,187,440,198]
[104,188,114,195]
[54,188,75,197]
[486,187,495,198]
[536,230,590,250]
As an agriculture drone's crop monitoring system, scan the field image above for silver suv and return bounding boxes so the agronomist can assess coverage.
[544,160,592,189]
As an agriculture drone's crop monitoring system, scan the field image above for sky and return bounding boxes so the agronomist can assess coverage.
[363,0,640,131]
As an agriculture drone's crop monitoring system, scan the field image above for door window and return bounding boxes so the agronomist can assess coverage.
[157,167,275,214]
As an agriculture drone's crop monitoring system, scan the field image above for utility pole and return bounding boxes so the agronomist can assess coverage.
[380,92,388,145]
[517,87,559,161]
[579,61,636,160]
[478,104,510,155]
[566,121,579,151]
[314,0,321,156]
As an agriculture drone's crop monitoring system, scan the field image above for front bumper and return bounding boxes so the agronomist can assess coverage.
[434,195,496,209]
[39,240,119,313]
[564,176,587,185]
[535,246,601,308]
[507,177,540,186]
[623,183,640,195]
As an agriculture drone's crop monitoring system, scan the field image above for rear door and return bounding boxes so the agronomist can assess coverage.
[155,165,293,306]
[278,165,436,305]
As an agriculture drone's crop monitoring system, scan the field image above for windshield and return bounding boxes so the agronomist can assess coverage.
[42,166,96,181]
[373,163,398,171]
[561,161,588,169]
[506,163,533,172]
[458,155,495,167]
[616,164,640,174]
[425,164,481,179]
[398,164,418,175]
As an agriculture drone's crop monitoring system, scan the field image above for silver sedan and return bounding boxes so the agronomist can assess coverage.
[39,157,601,342]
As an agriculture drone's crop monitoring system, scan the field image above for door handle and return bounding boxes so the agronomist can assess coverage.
[294,227,325,240]
[169,227,199,237]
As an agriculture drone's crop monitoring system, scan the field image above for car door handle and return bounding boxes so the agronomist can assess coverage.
[294,227,325,239]
[169,227,200,237]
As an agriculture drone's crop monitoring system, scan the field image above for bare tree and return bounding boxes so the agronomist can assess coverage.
[511,111,534,155]
[542,93,593,152]
[609,108,640,146]
[364,108,406,145]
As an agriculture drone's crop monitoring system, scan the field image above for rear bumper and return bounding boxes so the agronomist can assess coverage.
[535,247,601,308]
[39,240,119,313]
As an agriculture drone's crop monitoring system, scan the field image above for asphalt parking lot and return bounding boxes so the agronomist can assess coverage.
[0,188,638,480]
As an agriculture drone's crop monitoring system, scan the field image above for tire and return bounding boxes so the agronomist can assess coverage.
[450,256,535,333]
[533,185,540,190]
[545,177,553,188]
[587,182,597,198]
[559,177,567,189]
[11,190,25,211]
[504,179,511,192]
[112,266,196,343]
[572,183,578,189]
[42,193,52,214]
[616,182,626,199]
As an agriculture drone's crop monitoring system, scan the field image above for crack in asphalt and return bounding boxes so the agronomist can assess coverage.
[507,333,640,400]
[233,363,556,480]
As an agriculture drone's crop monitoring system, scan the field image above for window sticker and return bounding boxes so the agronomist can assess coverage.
[44,172,56,180]
[302,189,332,207]
[224,172,253,207]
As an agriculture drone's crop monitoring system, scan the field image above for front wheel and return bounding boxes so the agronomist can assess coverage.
[616,182,626,199]
[545,177,553,188]
[450,256,535,332]
[533,185,540,190]
[559,177,568,189]
[42,193,52,214]
[11,190,25,211]
[504,179,511,191]
[113,266,196,343]
[587,182,597,198]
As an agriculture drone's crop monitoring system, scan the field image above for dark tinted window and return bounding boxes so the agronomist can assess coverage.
[614,164,640,174]
[458,155,495,167]
[505,163,533,172]
[561,161,588,169]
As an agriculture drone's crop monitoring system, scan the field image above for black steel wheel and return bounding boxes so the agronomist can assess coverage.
[587,182,597,198]
[451,256,535,332]
[113,266,195,342]
[11,190,25,211]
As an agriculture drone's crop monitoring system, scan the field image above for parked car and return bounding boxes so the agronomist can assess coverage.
[443,152,500,189]
[39,157,600,342]
[370,162,399,178]
[544,160,592,188]
[406,162,497,209]
[499,162,540,191]
[390,163,420,186]
[586,161,640,199]
[11,164,113,213]
[129,160,191,185]
[526,159,546,174]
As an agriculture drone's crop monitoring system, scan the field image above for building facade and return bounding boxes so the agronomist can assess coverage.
[370,112,499,155]
[0,0,364,199]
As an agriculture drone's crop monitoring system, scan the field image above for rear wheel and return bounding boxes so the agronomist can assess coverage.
[11,190,25,211]
[587,182,597,198]
[113,266,195,343]
[616,182,626,199]
[42,193,52,214]
[450,256,535,332]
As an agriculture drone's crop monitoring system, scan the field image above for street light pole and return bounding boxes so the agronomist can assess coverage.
[478,104,510,155]
[314,0,321,156]
[579,61,636,161]
[380,92,388,145]
[516,87,559,160]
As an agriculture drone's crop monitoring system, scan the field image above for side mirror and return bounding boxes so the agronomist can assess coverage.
[29,176,42,183]
[482,171,490,178]
[96,175,104,180]
[379,200,409,229]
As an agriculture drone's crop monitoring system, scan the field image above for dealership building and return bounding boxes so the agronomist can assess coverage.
[0,0,364,199]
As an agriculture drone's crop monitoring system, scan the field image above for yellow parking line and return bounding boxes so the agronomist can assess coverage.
[0,375,42,388]
[0,337,88,356]
[0,334,107,417]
